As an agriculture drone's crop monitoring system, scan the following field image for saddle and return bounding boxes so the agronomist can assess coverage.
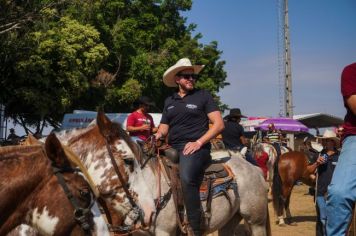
[158,145,237,232]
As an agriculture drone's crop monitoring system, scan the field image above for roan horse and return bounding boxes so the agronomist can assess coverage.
[0,134,96,235]
[14,111,271,235]
[272,151,319,226]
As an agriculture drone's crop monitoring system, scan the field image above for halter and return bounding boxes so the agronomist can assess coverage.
[52,166,94,235]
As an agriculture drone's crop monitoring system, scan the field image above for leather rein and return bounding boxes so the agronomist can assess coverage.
[102,134,150,235]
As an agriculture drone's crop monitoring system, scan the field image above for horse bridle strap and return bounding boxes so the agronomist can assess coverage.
[103,136,147,231]
[52,166,93,235]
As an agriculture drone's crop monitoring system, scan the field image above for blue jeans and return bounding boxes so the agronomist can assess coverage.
[326,136,356,236]
[179,147,211,236]
[316,196,327,235]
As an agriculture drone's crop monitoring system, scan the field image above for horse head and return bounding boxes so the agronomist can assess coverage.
[0,133,95,235]
[56,111,156,233]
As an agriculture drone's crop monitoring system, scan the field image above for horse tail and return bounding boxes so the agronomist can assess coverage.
[272,153,284,216]
[266,204,272,236]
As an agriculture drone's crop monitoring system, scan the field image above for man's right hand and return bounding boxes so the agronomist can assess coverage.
[141,124,151,130]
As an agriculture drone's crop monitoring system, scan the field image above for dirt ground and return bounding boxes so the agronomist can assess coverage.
[267,184,316,236]
[210,184,317,236]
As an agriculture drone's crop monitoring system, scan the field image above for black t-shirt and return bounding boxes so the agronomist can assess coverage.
[317,151,339,196]
[160,89,219,149]
[221,121,244,149]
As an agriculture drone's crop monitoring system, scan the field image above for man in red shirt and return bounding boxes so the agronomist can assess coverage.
[326,62,356,236]
[126,96,157,141]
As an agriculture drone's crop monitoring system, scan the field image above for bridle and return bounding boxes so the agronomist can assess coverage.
[52,165,94,236]
[102,133,150,235]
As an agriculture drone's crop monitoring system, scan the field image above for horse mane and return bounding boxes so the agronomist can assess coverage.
[0,145,43,160]
[61,121,142,166]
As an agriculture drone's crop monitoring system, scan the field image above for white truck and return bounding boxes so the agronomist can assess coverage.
[61,110,162,130]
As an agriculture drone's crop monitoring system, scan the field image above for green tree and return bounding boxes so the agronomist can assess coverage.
[1,16,108,134]
[1,0,228,134]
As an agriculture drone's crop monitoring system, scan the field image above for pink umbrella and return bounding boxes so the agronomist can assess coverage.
[255,117,309,132]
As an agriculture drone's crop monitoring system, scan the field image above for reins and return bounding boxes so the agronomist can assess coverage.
[102,134,149,235]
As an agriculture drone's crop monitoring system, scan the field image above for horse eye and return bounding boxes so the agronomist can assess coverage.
[79,190,90,198]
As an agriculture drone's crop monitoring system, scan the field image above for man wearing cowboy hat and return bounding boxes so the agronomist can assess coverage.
[155,58,224,236]
[221,108,258,166]
[7,128,19,144]
[326,62,356,236]
[126,96,157,141]
[315,129,340,236]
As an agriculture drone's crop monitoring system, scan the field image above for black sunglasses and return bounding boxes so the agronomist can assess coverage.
[176,73,199,81]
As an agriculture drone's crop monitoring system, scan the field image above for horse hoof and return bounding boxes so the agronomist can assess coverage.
[278,223,287,227]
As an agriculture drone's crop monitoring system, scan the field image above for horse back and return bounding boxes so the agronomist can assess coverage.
[278,151,309,182]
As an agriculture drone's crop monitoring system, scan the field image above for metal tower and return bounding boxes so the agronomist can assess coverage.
[277,0,293,118]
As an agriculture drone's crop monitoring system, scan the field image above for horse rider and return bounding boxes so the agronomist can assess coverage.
[221,108,258,166]
[154,58,224,236]
[265,123,282,157]
[7,128,20,145]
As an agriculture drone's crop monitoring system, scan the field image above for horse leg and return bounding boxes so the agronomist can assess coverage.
[276,184,293,226]
[217,213,242,236]
[284,194,297,226]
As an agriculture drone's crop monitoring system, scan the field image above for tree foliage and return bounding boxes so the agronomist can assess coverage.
[0,0,228,134]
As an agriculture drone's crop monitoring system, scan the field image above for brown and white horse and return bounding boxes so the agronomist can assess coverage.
[260,143,289,185]
[0,134,95,235]
[15,111,271,235]
[56,111,271,235]
[272,151,318,226]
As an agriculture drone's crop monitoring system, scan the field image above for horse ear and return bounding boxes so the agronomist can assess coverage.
[45,133,71,168]
[96,109,112,138]
[24,134,41,146]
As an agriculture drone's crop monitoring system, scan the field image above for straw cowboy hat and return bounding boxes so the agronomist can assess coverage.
[163,58,205,87]
[224,108,247,120]
[317,129,340,146]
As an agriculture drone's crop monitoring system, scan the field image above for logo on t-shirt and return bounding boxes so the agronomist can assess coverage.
[186,104,197,109]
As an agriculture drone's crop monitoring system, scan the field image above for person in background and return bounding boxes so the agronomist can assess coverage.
[155,58,224,236]
[326,62,356,236]
[253,143,269,180]
[7,128,19,144]
[315,130,340,236]
[126,96,157,141]
[221,108,258,166]
[265,123,282,157]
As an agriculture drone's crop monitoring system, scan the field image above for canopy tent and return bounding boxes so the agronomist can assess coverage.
[255,117,309,133]
[293,113,343,128]
[240,117,267,131]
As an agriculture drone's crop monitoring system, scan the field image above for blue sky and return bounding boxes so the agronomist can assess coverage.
[183,0,356,118]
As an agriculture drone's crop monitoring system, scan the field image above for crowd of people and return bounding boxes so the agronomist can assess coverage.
[3,59,353,236]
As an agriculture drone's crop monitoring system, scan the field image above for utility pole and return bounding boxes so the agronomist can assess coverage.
[278,0,294,149]
[284,0,293,118]
[0,104,6,141]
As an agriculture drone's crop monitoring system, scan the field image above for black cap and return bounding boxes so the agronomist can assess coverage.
[133,96,155,108]
[224,108,247,120]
